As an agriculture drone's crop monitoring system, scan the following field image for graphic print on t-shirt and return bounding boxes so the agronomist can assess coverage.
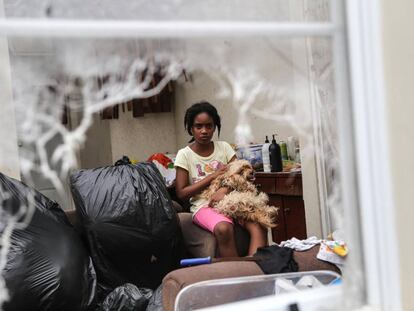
[195,164,206,177]
[192,160,225,183]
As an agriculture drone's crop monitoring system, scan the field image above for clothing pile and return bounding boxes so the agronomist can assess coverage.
[280,235,348,271]
[254,235,348,274]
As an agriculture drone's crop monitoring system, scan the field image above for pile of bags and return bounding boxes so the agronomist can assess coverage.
[0,161,181,310]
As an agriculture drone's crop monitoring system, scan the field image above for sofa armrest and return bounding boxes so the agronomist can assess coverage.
[162,261,263,311]
[162,245,340,311]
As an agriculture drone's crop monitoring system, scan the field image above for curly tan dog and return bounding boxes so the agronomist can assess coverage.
[200,159,278,228]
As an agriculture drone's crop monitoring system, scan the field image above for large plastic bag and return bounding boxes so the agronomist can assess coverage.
[101,283,152,311]
[145,285,164,311]
[0,173,96,311]
[70,162,181,290]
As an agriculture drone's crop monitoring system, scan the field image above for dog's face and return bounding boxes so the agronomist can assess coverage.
[227,160,255,181]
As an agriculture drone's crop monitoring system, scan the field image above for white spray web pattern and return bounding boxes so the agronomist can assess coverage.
[0,34,360,310]
[11,40,183,194]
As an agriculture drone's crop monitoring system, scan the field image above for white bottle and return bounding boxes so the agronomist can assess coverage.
[287,136,298,161]
[295,147,301,164]
[262,136,271,172]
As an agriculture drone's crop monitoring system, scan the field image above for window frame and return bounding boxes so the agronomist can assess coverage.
[0,0,401,309]
[344,0,401,309]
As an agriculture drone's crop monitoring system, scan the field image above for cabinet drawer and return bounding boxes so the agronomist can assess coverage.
[283,196,307,240]
[254,177,276,194]
[275,175,302,196]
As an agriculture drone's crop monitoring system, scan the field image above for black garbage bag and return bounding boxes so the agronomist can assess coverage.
[0,173,96,311]
[70,162,181,290]
[114,155,132,166]
[101,284,152,311]
[145,285,164,311]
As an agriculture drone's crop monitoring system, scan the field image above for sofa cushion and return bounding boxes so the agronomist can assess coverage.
[178,213,217,257]
[178,213,250,258]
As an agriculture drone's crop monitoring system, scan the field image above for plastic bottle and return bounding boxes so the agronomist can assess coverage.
[269,134,283,172]
[280,140,288,161]
[262,136,271,172]
[295,147,301,164]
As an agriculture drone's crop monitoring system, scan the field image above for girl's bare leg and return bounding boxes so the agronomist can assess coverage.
[214,221,238,257]
[244,221,268,256]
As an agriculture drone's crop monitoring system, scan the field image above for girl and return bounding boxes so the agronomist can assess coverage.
[175,101,267,257]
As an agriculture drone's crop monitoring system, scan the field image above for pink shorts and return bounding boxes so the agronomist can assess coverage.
[193,206,233,233]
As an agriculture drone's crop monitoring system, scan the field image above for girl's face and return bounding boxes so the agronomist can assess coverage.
[191,112,215,144]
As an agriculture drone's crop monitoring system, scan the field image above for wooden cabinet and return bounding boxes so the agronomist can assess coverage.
[254,172,307,243]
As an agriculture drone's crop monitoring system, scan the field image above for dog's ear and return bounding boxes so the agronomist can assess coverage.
[241,165,253,179]
[227,162,241,176]
[228,159,251,176]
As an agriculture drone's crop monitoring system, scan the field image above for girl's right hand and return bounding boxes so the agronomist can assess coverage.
[212,165,227,178]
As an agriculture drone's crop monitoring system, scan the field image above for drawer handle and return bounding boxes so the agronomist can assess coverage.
[284,207,291,214]
[256,184,262,190]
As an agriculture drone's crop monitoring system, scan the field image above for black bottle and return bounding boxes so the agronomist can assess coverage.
[265,135,270,143]
[269,134,283,172]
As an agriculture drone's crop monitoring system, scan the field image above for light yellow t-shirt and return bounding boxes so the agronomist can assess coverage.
[174,141,236,214]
